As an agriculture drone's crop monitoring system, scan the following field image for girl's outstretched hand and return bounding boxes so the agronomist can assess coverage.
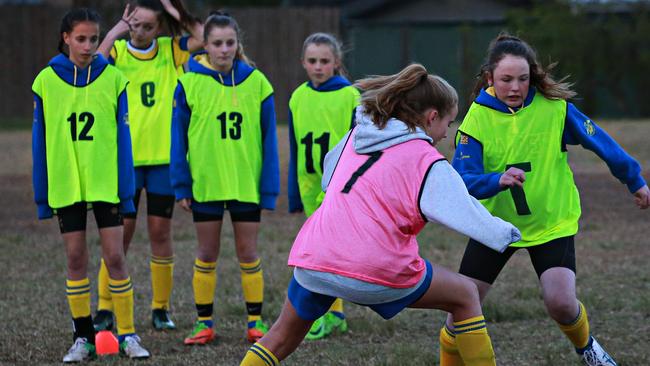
[499,167,526,188]
[179,198,192,212]
[633,185,650,209]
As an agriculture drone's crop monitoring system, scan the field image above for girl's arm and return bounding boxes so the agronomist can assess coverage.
[287,110,303,213]
[32,94,52,219]
[259,95,280,210]
[451,132,504,199]
[97,5,136,58]
[116,89,136,214]
[183,21,204,53]
[563,103,646,194]
[420,160,521,252]
[170,83,193,201]
[160,0,204,52]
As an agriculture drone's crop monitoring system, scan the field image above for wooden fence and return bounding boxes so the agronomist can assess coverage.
[0,4,340,124]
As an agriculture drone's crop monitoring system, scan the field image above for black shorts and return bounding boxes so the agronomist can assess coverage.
[122,189,175,219]
[458,236,576,284]
[56,202,123,234]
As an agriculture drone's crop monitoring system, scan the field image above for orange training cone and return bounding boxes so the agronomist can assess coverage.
[95,330,119,355]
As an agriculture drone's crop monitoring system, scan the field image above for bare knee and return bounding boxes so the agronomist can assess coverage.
[451,278,481,316]
[66,251,87,274]
[149,223,171,245]
[235,242,258,263]
[461,278,480,305]
[544,293,578,323]
[103,251,125,273]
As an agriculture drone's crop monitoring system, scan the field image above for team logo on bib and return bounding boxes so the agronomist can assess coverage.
[123,112,129,125]
[583,119,595,136]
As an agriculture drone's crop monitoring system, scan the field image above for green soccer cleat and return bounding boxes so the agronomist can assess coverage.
[305,316,328,340]
[247,320,269,343]
[152,309,176,330]
[93,310,114,332]
[324,312,348,334]
[184,321,215,345]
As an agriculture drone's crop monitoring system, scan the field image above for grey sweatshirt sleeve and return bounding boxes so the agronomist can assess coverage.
[420,160,521,252]
[321,130,352,192]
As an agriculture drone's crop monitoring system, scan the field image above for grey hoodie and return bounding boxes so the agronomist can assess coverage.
[321,108,521,253]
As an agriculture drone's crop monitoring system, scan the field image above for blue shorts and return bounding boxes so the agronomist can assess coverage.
[192,200,261,222]
[288,260,433,321]
[134,165,173,196]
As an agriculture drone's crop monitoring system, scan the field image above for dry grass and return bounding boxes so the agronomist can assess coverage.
[1,122,649,365]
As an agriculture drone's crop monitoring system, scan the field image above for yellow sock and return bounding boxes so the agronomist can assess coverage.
[454,315,495,366]
[150,255,174,310]
[97,259,113,311]
[194,258,217,322]
[109,277,135,335]
[66,278,91,318]
[329,298,344,315]
[440,324,465,366]
[241,342,279,366]
[240,259,264,323]
[558,301,590,349]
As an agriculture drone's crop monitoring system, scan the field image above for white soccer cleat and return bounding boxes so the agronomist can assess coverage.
[579,337,617,366]
[119,335,150,359]
[62,337,96,363]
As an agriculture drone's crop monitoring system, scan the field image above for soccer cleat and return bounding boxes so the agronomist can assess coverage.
[119,335,150,359]
[152,309,176,330]
[305,316,327,340]
[93,310,114,331]
[246,320,269,343]
[63,337,96,363]
[324,312,348,334]
[184,321,215,345]
[578,336,617,366]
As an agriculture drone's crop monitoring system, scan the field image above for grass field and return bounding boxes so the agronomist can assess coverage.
[1,121,649,365]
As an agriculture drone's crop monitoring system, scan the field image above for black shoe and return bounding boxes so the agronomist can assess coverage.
[93,310,114,331]
[152,309,176,330]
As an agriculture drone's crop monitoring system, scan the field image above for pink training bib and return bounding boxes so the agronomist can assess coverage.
[289,130,445,288]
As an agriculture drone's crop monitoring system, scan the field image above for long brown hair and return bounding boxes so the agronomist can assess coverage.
[203,11,253,66]
[355,64,458,131]
[472,33,576,101]
[136,0,199,37]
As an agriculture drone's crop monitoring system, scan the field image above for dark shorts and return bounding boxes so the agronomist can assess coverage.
[123,189,175,219]
[459,236,576,284]
[288,260,433,321]
[56,202,122,234]
[124,165,175,219]
[192,200,261,223]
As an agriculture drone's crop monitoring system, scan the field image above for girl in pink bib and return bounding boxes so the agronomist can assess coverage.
[241,64,521,366]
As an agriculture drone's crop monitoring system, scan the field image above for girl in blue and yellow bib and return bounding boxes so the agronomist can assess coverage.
[32,8,149,362]
[288,32,359,340]
[170,12,280,346]
[440,34,650,366]
[93,0,203,332]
